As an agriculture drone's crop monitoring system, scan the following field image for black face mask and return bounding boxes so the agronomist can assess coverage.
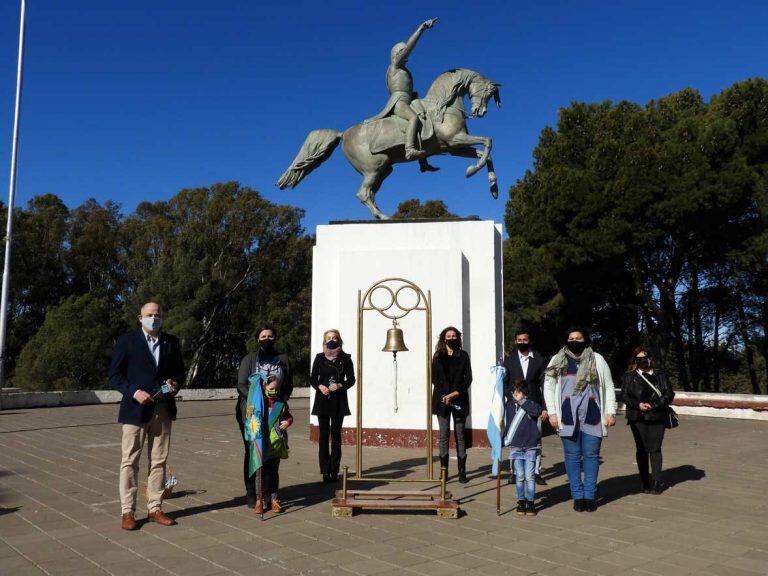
[445,340,460,350]
[259,339,276,355]
[636,357,651,370]
[516,343,530,353]
[566,341,587,355]
[325,340,339,350]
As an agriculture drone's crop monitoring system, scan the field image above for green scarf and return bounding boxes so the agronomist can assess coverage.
[545,346,598,393]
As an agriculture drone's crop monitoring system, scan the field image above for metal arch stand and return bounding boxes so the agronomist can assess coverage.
[330,277,459,519]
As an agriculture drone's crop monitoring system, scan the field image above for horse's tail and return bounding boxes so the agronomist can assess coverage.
[276,129,342,189]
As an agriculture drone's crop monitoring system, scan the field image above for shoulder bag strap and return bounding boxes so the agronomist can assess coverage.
[637,371,662,397]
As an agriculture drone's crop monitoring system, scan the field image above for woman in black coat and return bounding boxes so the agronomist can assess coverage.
[432,326,473,483]
[310,329,355,482]
[621,347,675,494]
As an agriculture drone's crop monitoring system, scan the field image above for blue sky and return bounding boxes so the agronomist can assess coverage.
[0,0,765,231]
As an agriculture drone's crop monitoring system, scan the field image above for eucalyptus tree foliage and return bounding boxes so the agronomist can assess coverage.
[505,79,767,392]
[7,183,312,390]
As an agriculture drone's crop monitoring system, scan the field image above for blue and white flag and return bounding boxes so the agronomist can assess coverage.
[487,365,506,475]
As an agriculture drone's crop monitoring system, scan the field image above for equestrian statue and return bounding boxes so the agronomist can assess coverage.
[277,18,501,220]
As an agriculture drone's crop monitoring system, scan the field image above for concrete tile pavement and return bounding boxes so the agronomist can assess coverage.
[0,398,767,575]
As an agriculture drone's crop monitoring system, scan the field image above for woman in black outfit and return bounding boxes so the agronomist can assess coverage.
[432,326,473,483]
[621,347,675,494]
[310,329,355,483]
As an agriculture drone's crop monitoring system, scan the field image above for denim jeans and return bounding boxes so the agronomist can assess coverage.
[561,431,602,499]
[512,458,536,501]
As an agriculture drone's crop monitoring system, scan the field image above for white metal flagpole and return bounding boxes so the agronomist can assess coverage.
[0,0,28,388]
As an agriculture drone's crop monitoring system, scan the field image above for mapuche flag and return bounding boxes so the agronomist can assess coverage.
[244,371,267,477]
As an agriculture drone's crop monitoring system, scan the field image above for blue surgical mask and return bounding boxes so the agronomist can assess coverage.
[142,316,162,332]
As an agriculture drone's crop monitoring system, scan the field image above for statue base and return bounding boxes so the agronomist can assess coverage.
[310,218,504,448]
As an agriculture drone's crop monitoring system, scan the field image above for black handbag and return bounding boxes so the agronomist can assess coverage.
[666,407,679,429]
[638,372,679,429]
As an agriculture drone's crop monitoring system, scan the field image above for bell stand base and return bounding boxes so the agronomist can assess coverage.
[330,466,460,519]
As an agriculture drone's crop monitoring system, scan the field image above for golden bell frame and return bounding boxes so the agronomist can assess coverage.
[353,277,435,482]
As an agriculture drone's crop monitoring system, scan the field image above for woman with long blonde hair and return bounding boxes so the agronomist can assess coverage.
[310,329,356,482]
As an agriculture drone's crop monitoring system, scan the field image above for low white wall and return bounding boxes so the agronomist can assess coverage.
[615,390,768,422]
[2,387,765,421]
[0,387,310,410]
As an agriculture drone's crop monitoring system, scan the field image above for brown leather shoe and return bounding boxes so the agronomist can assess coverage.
[147,509,176,526]
[253,500,263,514]
[121,512,137,531]
[270,498,283,513]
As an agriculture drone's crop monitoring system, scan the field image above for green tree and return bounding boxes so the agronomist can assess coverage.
[122,182,312,388]
[13,294,117,390]
[505,80,767,390]
[392,199,458,219]
[67,199,125,300]
[1,195,70,378]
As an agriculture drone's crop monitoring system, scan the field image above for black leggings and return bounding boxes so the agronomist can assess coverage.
[629,420,666,486]
[317,416,344,476]
[259,458,281,499]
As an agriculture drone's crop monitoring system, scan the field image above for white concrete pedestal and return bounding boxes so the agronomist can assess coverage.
[310,219,503,447]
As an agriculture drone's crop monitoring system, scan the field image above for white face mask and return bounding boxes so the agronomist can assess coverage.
[141,316,162,332]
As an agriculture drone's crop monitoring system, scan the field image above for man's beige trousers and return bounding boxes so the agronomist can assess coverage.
[119,402,172,514]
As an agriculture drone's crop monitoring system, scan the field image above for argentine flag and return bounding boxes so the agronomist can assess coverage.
[487,365,506,475]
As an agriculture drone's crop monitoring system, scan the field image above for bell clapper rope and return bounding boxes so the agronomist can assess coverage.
[393,352,399,413]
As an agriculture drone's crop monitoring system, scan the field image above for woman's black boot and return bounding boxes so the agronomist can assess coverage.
[439,454,449,478]
[458,456,468,484]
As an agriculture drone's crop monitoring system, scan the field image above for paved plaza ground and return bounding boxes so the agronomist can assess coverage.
[0,398,767,576]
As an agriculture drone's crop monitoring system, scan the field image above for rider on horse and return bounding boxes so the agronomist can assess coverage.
[368,19,439,172]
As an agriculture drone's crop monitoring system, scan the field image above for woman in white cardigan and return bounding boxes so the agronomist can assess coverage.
[543,327,616,512]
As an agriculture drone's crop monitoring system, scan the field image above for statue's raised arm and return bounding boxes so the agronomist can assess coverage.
[392,18,438,67]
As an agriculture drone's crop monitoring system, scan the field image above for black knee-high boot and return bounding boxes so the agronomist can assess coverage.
[440,454,449,479]
[458,456,468,484]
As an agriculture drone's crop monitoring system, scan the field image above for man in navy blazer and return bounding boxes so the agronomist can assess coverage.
[109,301,184,530]
[503,329,548,485]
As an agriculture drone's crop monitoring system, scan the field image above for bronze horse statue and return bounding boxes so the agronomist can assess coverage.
[277,68,501,219]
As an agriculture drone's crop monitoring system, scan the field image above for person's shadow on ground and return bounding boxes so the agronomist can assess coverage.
[355,457,432,480]
[538,464,706,509]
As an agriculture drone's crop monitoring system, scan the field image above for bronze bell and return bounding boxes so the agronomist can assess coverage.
[382,320,408,355]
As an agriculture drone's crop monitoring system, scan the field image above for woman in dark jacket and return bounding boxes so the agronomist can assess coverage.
[431,326,473,483]
[310,329,355,482]
[236,324,294,509]
[621,347,675,494]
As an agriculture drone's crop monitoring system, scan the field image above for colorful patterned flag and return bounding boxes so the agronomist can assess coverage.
[487,365,506,475]
[244,371,267,477]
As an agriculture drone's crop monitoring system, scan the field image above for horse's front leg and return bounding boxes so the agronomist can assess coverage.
[447,146,498,199]
[447,133,492,177]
